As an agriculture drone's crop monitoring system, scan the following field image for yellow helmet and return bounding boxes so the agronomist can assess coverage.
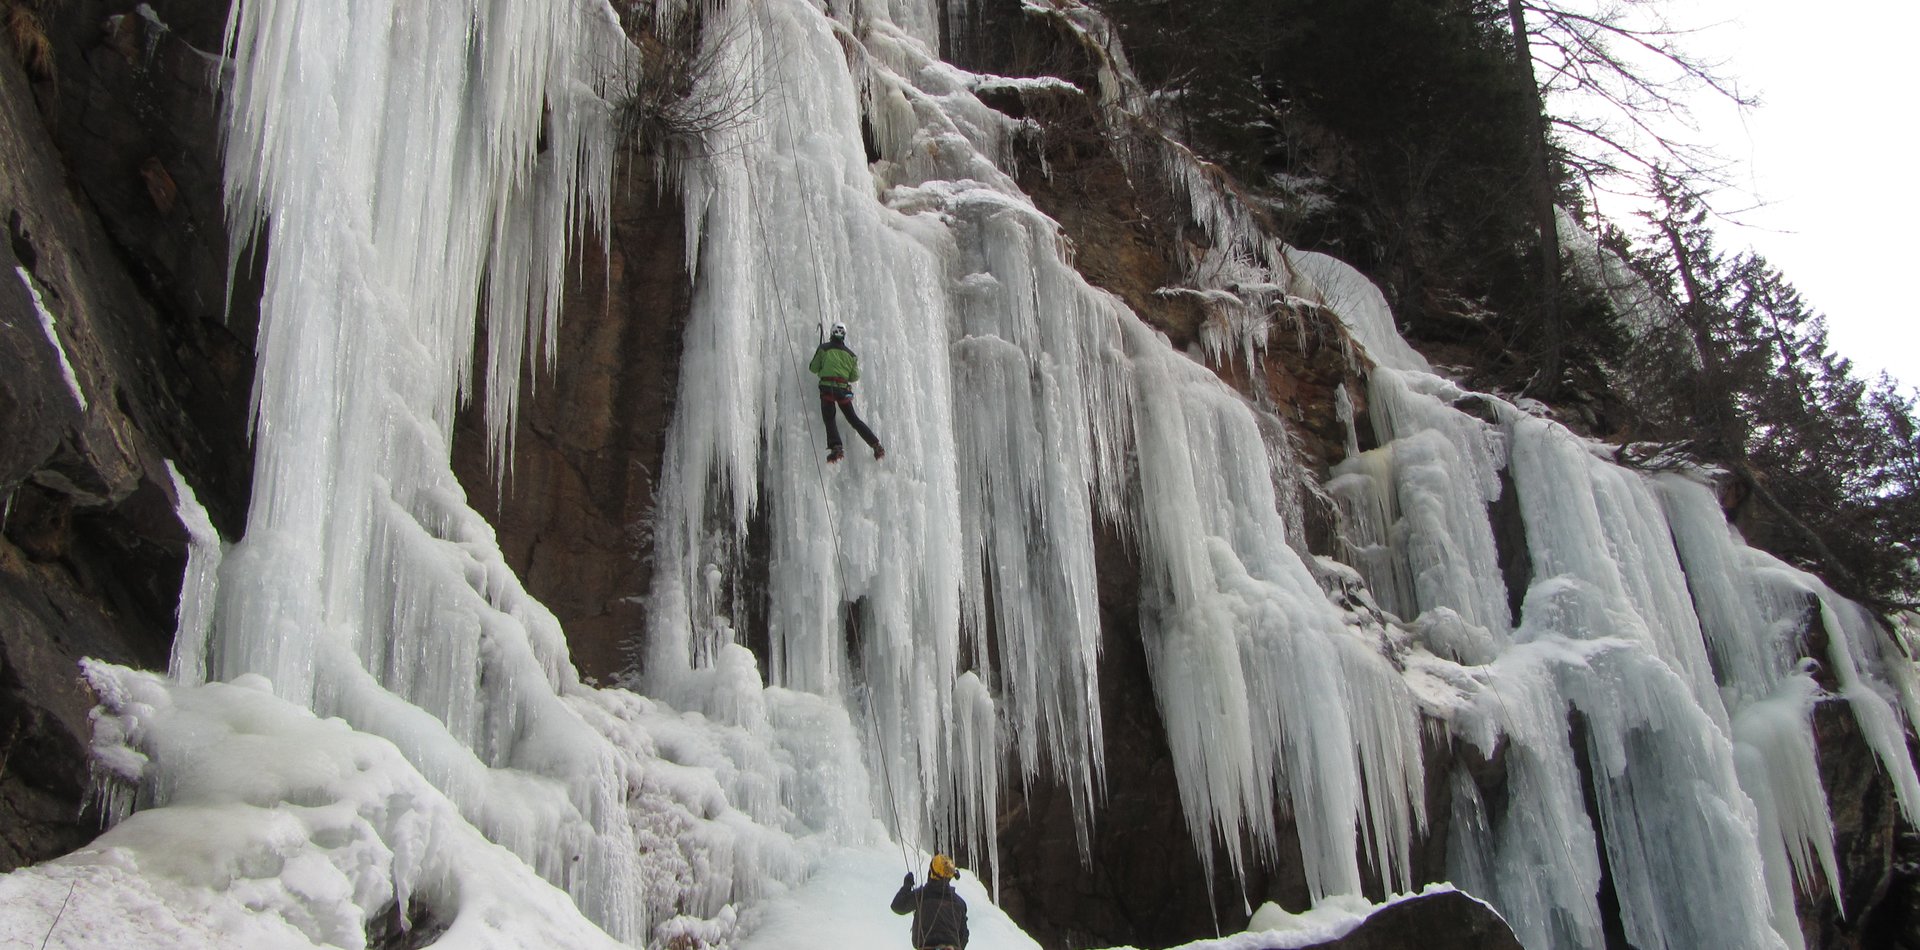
[928,854,957,881]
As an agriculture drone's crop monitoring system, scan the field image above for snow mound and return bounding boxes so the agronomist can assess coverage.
[4,663,624,949]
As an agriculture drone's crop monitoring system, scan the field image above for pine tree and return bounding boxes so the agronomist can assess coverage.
[1627,179,1920,606]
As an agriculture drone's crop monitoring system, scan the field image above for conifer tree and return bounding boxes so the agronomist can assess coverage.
[1502,0,1753,396]
[1631,178,1920,607]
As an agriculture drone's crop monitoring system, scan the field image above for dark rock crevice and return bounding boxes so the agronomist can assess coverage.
[0,0,256,873]
[450,172,691,684]
[1801,698,1908,949]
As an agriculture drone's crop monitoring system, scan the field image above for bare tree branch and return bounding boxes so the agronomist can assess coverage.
[1517,0,1753,214]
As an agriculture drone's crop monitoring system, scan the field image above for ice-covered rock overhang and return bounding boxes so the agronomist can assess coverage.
[3,0,1915,948]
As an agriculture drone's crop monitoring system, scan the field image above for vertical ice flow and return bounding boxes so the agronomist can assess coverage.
[93,0,1916,944]
[194,0,667,939]
[1505,413,1726,727]
[1330,369,1511,638]
[164,460,224,686]
[640,0,1429,899]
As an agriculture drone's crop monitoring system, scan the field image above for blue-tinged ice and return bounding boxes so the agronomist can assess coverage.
[17,0,1915,947]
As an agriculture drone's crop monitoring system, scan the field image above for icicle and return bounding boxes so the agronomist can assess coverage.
[1505,413,1726,729]
[1655,475,1788,702]
[1733,673,1833,950]
[164,460,224,686]
[1128,327,1426,899]
[1811,595,1920,823]
[1662,469,1918,935]
[1334,382,1359,459]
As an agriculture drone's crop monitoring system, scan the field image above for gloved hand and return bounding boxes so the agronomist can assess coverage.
[902,872,915,888]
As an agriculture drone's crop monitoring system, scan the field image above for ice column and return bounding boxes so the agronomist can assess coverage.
[1450,630,1786,950]
[1505,413,1726,728]
[1561,641,1784,950]
[641,0,986,868]
[164,461,224,686]
[1131,326,1425,899]
[1447,642,1608,950]
[202,0,648,938]
[1330,369,1511,638]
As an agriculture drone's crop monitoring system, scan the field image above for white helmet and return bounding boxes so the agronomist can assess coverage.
[830,322,847,338]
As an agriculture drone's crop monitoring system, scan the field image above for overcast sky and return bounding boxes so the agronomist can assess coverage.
[1667,0,1919,393]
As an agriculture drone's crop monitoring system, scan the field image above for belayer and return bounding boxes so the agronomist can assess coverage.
[891,854,969,950]
[809,322,885,463]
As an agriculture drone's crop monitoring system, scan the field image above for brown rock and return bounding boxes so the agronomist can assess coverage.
[450,172,690,683]
[139,157,177,213]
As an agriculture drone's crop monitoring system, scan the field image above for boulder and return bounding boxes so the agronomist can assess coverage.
[1309,890,1523,950]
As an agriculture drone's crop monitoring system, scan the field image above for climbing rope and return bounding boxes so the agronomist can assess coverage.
[740,4,917,876]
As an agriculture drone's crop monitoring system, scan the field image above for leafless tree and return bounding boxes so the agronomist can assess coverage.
[1517,0,1754,201]
[1503,0,1754,395]
[612,0,763,166]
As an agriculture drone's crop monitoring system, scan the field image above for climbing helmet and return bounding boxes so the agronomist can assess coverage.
[929,854,957,881]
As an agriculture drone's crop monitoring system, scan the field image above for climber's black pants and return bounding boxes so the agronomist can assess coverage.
[819,388,879,449]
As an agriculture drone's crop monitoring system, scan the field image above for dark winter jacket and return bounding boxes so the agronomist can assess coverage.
[890,876,969,949]
[809,340,861,392]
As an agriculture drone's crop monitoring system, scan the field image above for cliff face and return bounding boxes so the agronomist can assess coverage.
[0,3,1912,950]
[956,15,1371,945]
[447,181,690,684]
[0,0,254,870]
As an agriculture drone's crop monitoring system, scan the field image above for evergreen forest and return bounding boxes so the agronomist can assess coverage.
[1098,0,1920,612]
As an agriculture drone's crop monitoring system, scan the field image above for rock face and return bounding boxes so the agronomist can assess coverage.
[448,182,690,684]
[0,0,254,870]
[0,4,1914,950]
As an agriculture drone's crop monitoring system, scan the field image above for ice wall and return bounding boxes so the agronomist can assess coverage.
[31,0,1915,946]
[637,4,1920,940]
[637,0,1433,905]
[100,0,871,942]
[1340,359,1919,948]
[64,0,1426,941]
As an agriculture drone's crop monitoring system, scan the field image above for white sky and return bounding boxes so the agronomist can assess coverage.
[1668,0,1920,392]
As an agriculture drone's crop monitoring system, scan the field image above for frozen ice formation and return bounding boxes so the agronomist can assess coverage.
[8,1,1910,948]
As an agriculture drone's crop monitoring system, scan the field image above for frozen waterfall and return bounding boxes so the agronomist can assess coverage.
[636,0,1429,904]
[3,0,1913,948]
[1352,366,1920,950]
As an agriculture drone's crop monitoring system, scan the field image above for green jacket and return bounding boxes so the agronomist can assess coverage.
[809,341,861,390]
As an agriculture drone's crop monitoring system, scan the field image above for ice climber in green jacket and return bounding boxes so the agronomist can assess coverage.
[809,322,885,463]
